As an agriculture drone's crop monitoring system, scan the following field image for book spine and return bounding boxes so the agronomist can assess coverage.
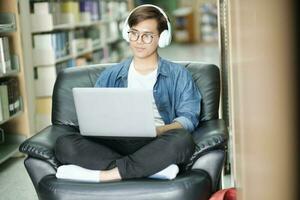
[3,37,11,72]
[0,38,5,75]
[0,85,10,120]
[34,34,53,49]
[33,2,50,14]
[7,79,14,115]
[51,33,58,59]
[13,78,20,113]
[0,92,3,122]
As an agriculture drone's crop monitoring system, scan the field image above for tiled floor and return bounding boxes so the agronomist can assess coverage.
[0,42,220,200]
[0,157,38,200]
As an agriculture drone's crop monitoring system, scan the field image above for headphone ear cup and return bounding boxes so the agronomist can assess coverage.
[122,24,130,42]
[158,30,170,48]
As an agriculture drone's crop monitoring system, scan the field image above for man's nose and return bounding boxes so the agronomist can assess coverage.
[137,35,143,44]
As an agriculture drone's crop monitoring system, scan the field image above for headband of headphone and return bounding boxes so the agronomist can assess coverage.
[122,4,172,48]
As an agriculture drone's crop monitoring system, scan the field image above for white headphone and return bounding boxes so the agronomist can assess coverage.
[122,4,172,48]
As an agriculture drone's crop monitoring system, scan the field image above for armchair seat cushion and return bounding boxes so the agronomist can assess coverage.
[38,170,212,200]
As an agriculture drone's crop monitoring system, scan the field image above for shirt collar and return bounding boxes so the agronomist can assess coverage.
[117,57,132,80]
[157,56,168,77]
[117,56,169,79]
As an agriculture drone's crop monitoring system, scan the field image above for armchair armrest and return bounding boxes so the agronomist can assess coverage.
[19,124,79,168]
[186,119,228,170]
[193,119,228,152]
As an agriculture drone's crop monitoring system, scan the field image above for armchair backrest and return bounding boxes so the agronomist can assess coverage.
[52,62,220,127]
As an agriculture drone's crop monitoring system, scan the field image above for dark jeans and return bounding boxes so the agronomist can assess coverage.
[55,129,195,179]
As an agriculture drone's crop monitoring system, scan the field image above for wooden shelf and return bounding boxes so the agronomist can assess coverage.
[0,101,23,126]
[0,133,25,164]
[0,69,19,78]
[32,48,72,66]
[55,55,73,64]
[33,41,105,67]
[173,7,195,43]
[0,143,20,164]
[31,13,103,34]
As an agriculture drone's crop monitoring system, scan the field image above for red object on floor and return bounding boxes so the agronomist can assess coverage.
[209,188,237,200]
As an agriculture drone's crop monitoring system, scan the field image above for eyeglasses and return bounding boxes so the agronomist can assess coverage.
[127,30,158,44]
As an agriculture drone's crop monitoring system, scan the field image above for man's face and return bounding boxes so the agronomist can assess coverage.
[129,19,160,59]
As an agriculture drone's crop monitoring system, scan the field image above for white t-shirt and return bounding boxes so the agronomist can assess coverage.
[127,61,165,126]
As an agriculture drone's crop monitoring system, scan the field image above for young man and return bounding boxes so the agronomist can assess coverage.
[55,4,201,182]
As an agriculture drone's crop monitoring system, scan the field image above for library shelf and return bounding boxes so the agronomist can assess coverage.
[0,0,36,166]
[25,0,131,132]
[31,13,104,34]
[55,54,74,65]
[32,48,73,66]
[74,48,93,58]
[0,108,23,126]
[0,132,25,164]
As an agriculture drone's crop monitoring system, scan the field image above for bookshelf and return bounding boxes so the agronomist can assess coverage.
[18,0,131,132]
[0,0,33,164]
[176,0,218,43]
[173,7,195,43]
[198,0,218,42]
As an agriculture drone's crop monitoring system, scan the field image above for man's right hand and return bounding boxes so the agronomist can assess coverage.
[155,122,184,136]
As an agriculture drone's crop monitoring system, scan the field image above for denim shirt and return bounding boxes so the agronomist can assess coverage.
[94,57,201,132]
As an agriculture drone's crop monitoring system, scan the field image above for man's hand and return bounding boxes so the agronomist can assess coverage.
[156,126,164,136]
[156,122,184,136]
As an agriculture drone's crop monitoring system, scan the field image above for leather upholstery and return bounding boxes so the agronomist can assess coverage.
[52,65,106,126]
[20,125,79,168]
[19,62,228,200]
[37,170,211,200]
[24,157,56,190]
[178,62,220,121]
[192,150,225,192]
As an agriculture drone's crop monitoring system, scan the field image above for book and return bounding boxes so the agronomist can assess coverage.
[33,2,51,14]
[0,77,20,115]
[0,97,3,122]
[33,34,53,49]
[35,66,57,97]
[0,128,4,144]
[34,31,70,60]
[79,0,100,21]
[3,37,11,72]
[0,38,5,75]
[0,37,11,75]
[12,77,20,113]
[53,32,59,58]
[0,84,10,120]
[33,1,62,25]
[61,1,80,23]
[52,1,62,25]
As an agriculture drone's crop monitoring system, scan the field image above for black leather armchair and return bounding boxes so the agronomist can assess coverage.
[19,62,228,200]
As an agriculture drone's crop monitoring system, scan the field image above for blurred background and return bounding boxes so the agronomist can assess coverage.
[0,0,298,199]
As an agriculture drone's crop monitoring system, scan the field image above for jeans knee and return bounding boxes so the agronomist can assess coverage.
[172,129,195,150]
[164,129,195,160]
[55,134,79,163]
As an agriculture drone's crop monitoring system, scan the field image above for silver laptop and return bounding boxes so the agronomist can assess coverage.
[72,88,156,137]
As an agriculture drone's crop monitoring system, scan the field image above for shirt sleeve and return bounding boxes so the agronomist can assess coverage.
[94,68,111,87]
[172,69,201,132]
